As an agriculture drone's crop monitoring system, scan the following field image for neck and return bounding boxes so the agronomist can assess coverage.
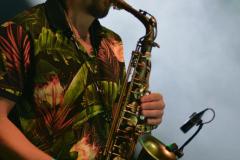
[65,1,95,39]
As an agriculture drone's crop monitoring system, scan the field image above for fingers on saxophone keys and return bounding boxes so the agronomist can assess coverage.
[141,93,163,103]
[146,118,162,125]
[141,101,165,110]
[141,109,164,118]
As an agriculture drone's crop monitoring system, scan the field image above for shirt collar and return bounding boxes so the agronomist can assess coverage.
[44,0,103,51]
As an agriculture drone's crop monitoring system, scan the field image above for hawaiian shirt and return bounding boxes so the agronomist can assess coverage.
[0,0,125,159]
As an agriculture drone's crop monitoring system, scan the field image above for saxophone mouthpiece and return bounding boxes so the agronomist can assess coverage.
[111,0,127,10]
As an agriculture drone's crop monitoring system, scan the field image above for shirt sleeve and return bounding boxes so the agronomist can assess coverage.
[0,22,31,102]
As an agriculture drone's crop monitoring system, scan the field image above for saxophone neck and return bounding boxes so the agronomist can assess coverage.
[112,0,159,52]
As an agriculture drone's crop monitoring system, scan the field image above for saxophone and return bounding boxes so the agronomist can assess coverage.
[101,0,178,159]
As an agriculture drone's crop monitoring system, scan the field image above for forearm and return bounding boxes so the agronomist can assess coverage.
[0,116,53,160]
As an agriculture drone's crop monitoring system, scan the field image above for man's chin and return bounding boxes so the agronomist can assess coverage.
[97,10,110,19]
[87,0,111,19]
[88,9,110,19]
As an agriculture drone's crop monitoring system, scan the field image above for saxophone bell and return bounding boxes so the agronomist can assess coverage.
[136,135,178,160]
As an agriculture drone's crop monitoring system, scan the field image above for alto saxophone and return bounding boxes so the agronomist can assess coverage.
[101,0,178,159]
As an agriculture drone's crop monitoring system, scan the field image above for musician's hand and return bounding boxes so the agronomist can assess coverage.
[141,93,165,125]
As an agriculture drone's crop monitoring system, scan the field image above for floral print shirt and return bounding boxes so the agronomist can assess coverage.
[0,0,125,159]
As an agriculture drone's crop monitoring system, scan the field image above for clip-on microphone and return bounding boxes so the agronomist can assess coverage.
[167,108,216,158]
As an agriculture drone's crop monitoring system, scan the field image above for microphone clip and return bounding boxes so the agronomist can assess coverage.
[167,108,216,159]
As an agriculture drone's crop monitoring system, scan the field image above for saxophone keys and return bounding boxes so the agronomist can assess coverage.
[117,129,128,134]
[121,116,132,121]
[152,42,160,48]
[123,109,136,115]
[113,144,122,149]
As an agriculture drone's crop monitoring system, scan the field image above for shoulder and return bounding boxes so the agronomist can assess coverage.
[0,20,32,59]
[12,4,46,27]
[1,4,47,38]
[99,26,125,63]
[0,21,29,46]
[101,26,122,43]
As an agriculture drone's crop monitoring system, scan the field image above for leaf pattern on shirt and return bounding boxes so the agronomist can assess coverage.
[0,4,126,159]
[0,23,30,91]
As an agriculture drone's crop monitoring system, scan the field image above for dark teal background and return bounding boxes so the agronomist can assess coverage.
[0,1,29,23]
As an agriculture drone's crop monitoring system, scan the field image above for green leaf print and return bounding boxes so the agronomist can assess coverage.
[72,105,104,129]
[34,27,81,65]
[63,63,89,107]
[72,81,118,129]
